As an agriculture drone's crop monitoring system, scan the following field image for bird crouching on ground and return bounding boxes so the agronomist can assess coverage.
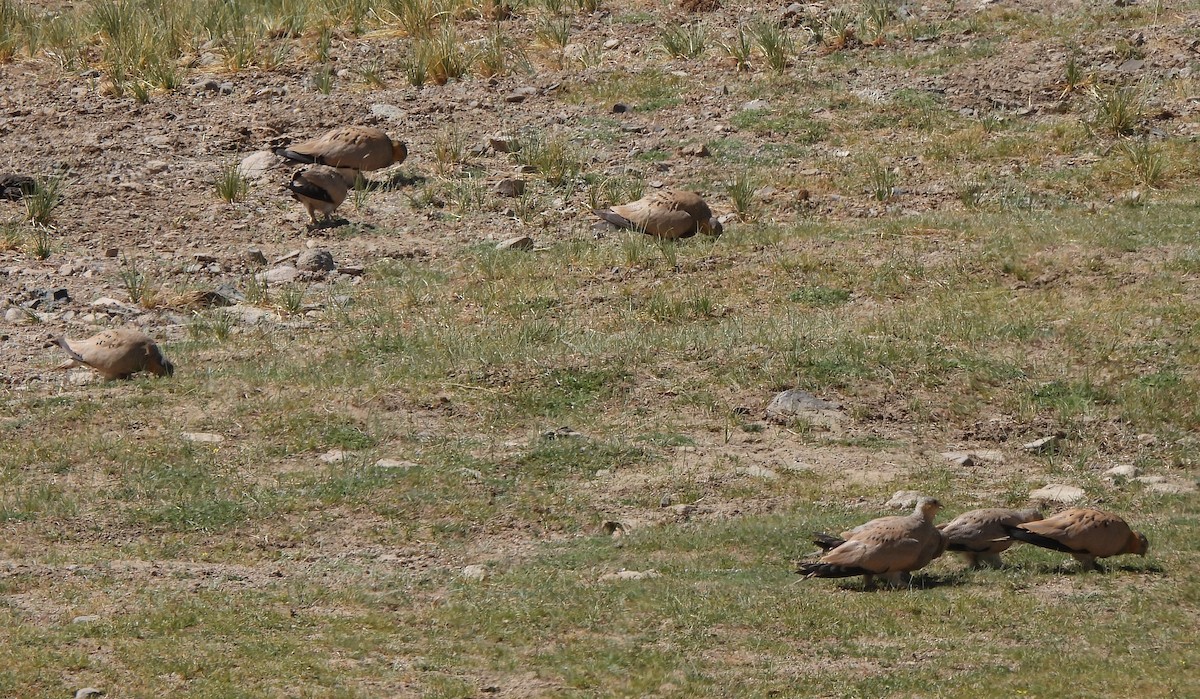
[1002,508,1149,571]
[938,507,1044,568]
[594,189,723,239]
[798,496,947,589]
[286,165,350,226]
[46,328,174,380]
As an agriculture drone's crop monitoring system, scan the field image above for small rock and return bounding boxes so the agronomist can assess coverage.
[1134,475,1166,485]
[1145,480,1197,495]
[542,426,584,440]
[680,143,710,157]
[504,92,528,104]
[245,249,268,266]
[71,615,100,624]
[4,307,21,322]
[940,451,977,467]
[598,570,660,582]
[370,103,405,120]
[74,689,104,699]
[193,253,219,264]
[239,151,281,181]
[601,520,626,538]
[611,102,629,113]
[494,178,526,197]
[221,304,280,325]
[144,160,169,175]
[1023,435,1061,454]
[257,265,299,285]
[375,458,416,470]
[742,99,770,111]
[886,490,926,509]
[1029,483,1086,504]
[488,136,517,153]
[104,248,119,258]
[318,449,352,464]
[181,432,224,444]
[604,38,620,49]
[297,249,336,272]
[1105,464,1140,479]
[497,235,534,251]
[765,389,846,429]
[339,264,364,277]
[735,464,779,480]
[462,564,488,581]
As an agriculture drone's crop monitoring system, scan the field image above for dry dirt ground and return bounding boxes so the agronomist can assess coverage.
[1,0,1198,696]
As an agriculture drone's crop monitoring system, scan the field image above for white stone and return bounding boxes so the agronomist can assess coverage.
[1029,483,1085,504]
[462,564,488,581]
[181,432,224,444]
[598,569,660,582]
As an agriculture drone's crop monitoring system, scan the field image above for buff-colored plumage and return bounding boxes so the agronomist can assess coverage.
[48,328,174,380]
[276,126,408,172]
[938,507,1043,568]
[1006,508,1149,570]
[286,165,349,224]
[798,497,947,588]
[594,189,723,239]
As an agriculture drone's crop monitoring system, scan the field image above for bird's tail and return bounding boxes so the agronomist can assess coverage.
[811,532,846,551]
[275,147,318,165]
[1002,524,1082,554]
[796,562,872,579]
[47,336,88,364]
[594,208,634,230]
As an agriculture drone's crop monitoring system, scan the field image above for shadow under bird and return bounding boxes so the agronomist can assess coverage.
[594,189,723,240]
[274,126,408,173]
[47,328,174,380]
[286,165,350,226]
[799,496,947,589]
[938,507,1044,568]
[1002,508,1149,571]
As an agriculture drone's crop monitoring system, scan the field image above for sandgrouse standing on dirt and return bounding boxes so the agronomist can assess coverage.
[594,189,723,240]
[798,496,947,589]
[1003,508,1149,571]
[286,165,350,226]
[275,126,408,173]
[47,328,174,380]
[938,507,1044,568]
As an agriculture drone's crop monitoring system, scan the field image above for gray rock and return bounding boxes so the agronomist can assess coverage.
[181,432,224,444]
[604,38,620,49]
[765,389,846,429]
[4,307,21,322]
[742,99,770,111]
[494,178,526,197]
[371,103,405,120]
[220,304,280,325]
[598,569,660,582]
[256,265,299,285]
[239,151,281,181]
[245,249,268,266]
[886,490,925,509]
[680,143,710,157]
[462,564,488,581]
[735,464,779,480]
[318,449,352,463]
[497,235,534,251]
[74,689,104,699]
[488,136,517,153]
[375,458,416,470]
[1023,435,1061,454]
[296,249,336,272]
[1145,480,1196,495]
[1029,483,1086,504]
[71,615,100,624]
[1105,464,1139,479]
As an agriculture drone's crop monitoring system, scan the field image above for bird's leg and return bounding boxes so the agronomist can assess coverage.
[862,574,876,591]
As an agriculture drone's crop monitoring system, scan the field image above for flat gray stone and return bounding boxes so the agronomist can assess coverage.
[598,569,660,582]
[181,432,224,444]
[735,464,779,480]
[1029,483,1085,504]
[220,304,280,325]
[462,564,488,581]
[318,449,352,464]
[239,151,281,181]
[256,265,298,285]
[370,103,405,120]
[497,235,534,251]
[71,615,101,624]
[1105,464,1140,479]
[765,389,845,428]
[886,490,925,509]
[1023,435,1061,454]
[375,458,416,470]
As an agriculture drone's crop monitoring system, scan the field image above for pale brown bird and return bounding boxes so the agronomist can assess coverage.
[798,496,947,589]
[286,165,349,225]
[1004,508,1149,571]
[594,189,723,239]
[275,126,408,172]
[938,507,1043,568]
[47,328,174,380]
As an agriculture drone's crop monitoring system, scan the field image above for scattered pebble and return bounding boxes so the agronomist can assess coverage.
[598,570,660,582]
[318,449,352,464]
[496,235,534,251]
[1105,464,1139,479]
[297,249,336,272]
[1022,435,1061,454]
[494,178,526,197]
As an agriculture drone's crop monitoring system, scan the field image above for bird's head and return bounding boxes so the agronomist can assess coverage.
[702,216,724,237]
[1129,531,1149,556]
[392,140,409,165]
[916,496,943,520]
